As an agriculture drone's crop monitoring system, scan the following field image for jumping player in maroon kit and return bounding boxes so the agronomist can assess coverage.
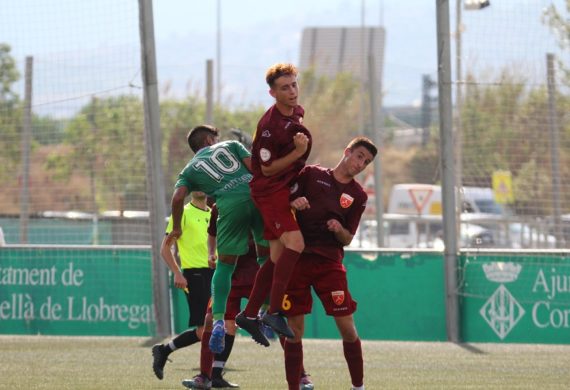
[236,63,312,339]
[282,136,377,390]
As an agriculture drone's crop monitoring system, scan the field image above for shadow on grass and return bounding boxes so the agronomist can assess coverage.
[455,342,486,354]
[141,336,165,347]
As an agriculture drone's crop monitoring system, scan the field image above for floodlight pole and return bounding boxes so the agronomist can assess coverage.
[19,56,33,244]
[216,0,221,107]
[206,59,214,124]
[546,53,562,248]
[455,0,463,188]
[436,0,460,343]
[139,0,171,338]
[368,54,385,247]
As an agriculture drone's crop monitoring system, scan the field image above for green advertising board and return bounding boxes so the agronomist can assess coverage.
[0,246,155,336]
[4,246,569,344]
[172,250,448,342]
[460,252,570,344]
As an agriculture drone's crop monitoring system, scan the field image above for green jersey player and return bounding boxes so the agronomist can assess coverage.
[167,125,270,355]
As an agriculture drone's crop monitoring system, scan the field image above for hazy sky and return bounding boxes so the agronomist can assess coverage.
[1,0,565,116]
[151,0,437,107]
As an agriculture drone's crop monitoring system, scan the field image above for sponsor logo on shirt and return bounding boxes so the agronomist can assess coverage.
[262,130,271,137]
[340,193,354,208]
[331,290,345,306]
[260,148,271,162]
[317,180,331,187]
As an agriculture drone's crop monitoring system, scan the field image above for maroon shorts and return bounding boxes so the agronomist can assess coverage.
[252,189,300,240]
[283,252,357,317]
[206,285,253,320]
[224,285,252,320]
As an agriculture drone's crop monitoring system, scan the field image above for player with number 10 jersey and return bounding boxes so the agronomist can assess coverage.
[175,139,267,266]
[173,131,268,355]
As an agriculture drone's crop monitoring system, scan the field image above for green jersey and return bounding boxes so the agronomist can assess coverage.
[175,140,252,209]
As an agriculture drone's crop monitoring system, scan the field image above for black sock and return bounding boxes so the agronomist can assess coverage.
[212,334,235,378]
[170,328,200,351]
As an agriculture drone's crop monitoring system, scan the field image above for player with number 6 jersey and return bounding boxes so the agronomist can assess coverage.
[170,125,269,355]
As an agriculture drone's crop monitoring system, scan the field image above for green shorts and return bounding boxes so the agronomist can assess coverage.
[216,199,267,256]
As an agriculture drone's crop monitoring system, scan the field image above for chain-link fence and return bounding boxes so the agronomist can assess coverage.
[0,0,149,245]
[354,1,570,250]
[1,1,568,250]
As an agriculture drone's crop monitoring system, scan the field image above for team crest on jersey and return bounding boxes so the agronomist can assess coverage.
[340,193,354,208]
[260,148,271,162]
[331,291,345,306]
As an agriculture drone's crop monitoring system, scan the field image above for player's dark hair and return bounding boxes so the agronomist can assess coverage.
[266,63,298,87]
[187,125,219,153]
[347,136,378,158]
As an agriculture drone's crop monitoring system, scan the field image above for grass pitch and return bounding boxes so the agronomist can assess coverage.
[1,335,569,389]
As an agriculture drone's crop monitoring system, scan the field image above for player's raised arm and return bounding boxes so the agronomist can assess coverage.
[260,132,308,177]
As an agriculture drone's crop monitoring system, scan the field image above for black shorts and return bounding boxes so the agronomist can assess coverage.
[183,267,214,327]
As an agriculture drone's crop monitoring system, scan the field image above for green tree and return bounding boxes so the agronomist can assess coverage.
[543,0,570,85]
[0,43,21,181]
[300,70,362,167]
[32,115,66,145]
[460,69,570,215]
[46,95,146,211]
[0,43,19,101]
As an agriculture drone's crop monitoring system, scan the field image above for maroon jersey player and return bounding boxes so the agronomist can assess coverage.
[237,63,312,339]
[282,136,377,390]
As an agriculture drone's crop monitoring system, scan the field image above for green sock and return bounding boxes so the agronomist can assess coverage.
[211,261,235,320]
[256,255,268,266]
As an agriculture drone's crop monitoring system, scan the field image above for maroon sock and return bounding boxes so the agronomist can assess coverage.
[279,335,307,374]
[200,331,213,378]
[243,260,274,317]
[284,340,303,390]
[343,338,364,387]
[269,248,300,313]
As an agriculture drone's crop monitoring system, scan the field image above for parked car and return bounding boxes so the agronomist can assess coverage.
[350,216,494,250]
[508,222,556,249]
[432,223,494,250]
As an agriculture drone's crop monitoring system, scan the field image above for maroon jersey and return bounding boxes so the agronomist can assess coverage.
[249,104,312,196]
[291,165,368,261]
[208,205,259,287]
